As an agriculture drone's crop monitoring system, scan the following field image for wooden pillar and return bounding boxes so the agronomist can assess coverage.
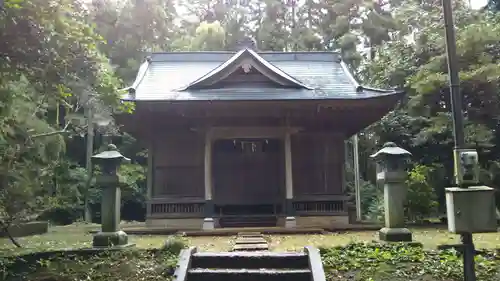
[146,143,154,217]
[204,132,213,201]
[284,131,295,218]
[203,130,215,229]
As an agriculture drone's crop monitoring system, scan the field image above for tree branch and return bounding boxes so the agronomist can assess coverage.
[30,121,72,139]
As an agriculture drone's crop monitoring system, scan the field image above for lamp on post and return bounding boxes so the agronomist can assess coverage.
[441,1,497,281]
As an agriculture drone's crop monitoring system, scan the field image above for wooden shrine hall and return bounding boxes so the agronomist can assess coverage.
[118,43,404,230]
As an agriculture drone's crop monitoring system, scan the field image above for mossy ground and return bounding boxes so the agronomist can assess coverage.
[1,224,500,280]
[320,243,500,281]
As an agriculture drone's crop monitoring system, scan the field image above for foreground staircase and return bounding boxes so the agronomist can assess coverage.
[173,234,326,281]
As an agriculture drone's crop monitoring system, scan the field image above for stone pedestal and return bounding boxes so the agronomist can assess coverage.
[379,182,412,242]
[93,230,130,248]
[285,216,297,228]
[379,227,412,242]
[202,218,215,230]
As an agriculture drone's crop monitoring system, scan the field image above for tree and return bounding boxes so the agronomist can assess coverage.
[487,0,500,11]
[0,0,124,246]
[362,2,500,211]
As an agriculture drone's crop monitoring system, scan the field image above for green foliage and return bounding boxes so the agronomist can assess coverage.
[0,0,125,242]
[321,243,500,281]
[405,165,439,221]
[366,165,438,222]
[360,4,500,215]
[359,180,380,219]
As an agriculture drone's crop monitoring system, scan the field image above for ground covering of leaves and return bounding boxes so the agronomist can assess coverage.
[2,226,500,281]
[0,241,183,281]
[321,243,500,281]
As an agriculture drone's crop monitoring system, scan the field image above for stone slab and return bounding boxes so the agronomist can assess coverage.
[237,232,262,236]
[232,244,269,251]
[237,234,263,237]
[235,239,267,245]
[235,237,266,242]
[91,243,136,250]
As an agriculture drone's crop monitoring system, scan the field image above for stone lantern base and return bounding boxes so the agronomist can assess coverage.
[285,216,297,228]
[92,230,134,248]
[379,227,412,242]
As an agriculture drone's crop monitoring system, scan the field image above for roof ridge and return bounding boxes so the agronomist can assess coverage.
[149,51,341,55]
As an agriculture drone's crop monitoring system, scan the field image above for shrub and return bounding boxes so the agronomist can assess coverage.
[405,165,439,221]
[37,206,82,225]
[366,164,438,222]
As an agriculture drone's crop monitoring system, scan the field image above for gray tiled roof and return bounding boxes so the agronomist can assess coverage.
[122,50,401,101]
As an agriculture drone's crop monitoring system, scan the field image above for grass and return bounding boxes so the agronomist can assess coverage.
[2,224,500,281]
[1,223,500,255]
[268,229,500,251]
[0,223,234,256]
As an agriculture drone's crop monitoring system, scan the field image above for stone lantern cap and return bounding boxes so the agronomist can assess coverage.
[92,144,130,162]
[370,142,411,160]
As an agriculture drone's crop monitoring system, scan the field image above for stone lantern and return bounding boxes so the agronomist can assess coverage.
[91,144,132,248]
[370,142,412,242]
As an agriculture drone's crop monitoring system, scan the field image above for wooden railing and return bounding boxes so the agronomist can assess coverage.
[148,198,205,218]
[292,196,347,216]
[147,196,349,218]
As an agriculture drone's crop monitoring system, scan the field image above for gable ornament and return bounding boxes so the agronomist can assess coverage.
[241,63,252,73]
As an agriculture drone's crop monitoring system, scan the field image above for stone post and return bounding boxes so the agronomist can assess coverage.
[370,142,412,242]
[91,144,133,248]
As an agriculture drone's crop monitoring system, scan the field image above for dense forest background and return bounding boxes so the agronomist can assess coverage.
[1,0,499,227]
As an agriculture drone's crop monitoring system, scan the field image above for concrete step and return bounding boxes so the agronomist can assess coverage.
[191,252,309,269]
[187,268,311,281]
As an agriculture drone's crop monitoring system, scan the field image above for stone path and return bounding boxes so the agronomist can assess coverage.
[232,232,270,251]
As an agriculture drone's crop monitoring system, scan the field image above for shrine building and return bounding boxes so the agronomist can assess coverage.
[118,43,404,230]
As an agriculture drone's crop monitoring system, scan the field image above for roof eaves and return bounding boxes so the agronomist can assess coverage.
[360,85,405,94]
[121,57,152,99]
[339,60,361,91]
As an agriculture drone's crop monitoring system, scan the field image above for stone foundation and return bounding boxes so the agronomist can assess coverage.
[146,216,348,230]
[278,215,349,228]
[145,218,205,229]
